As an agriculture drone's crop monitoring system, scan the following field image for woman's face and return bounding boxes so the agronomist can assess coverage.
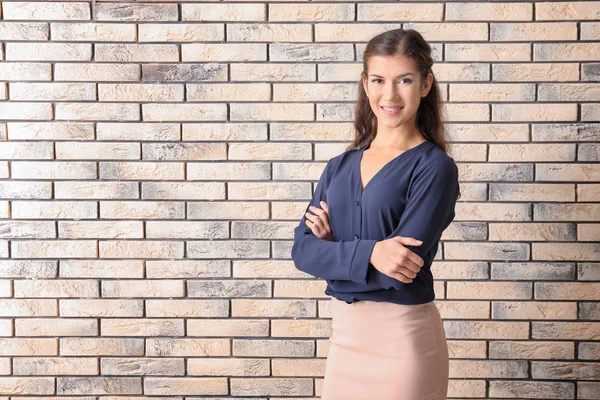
[361,54,432,131]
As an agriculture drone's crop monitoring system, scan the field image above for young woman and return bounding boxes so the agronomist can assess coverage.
[291,29,461,400]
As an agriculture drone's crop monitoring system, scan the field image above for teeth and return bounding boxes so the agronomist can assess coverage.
[382,107,402,111]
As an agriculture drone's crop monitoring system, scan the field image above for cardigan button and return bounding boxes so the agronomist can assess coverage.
[354,234,359,239]
[355,200,360,206]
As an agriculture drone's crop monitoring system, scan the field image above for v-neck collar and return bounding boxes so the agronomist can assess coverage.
[358,140,431,196]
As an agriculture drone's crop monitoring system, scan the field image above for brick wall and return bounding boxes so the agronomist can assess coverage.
[0,1,599,398]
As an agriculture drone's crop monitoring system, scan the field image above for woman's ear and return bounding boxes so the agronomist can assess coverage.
[421,72,433,97]
[361,75,369,96]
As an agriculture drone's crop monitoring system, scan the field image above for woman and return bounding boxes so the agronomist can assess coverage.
[291,29,461,400]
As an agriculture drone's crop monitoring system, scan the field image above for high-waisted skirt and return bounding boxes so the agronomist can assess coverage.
[321,297,449,400]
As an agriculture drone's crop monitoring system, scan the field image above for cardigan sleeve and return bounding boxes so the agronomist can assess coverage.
[291,159,378,283]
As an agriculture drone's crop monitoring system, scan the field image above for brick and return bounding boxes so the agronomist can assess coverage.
[446,123,528,142]
[229,23,310,42]
[538,164,600,181]
[450,83,535,102]
[183,123,266,141]
[99,84,183,102]
[183,43,265,62]
[491,22,577,41]
[187,83,270,102]
[270,43,353,61]
[146,338,230,357]
[99,162,184,180]
[60,300,143,317]
[579,224,600,241]
[143,142,225,160]
[14,280,98,298]
[229,182,311,200]
[533,243,600,261]
[188,280,271,298]
[0,261,56,278]
[535,203,600,221]
[444,103,489,121]
[493,63,579,82]
[446,43,530,61]
[56,142,140,160]
[536,282,600,300]
[489,380,574,399]
[182,4,266,21]
[6,43,91,61]
[147,221,228,239]
[58,221,143,239]
[0,338,57,356]
[447,282,531,300]
[274,83,355,102]
[434,301,490,319]
[407,23,490,42]
[11,201,97,219]
[13,357,97,375]
[536,2,600,21]
[270,4,352,21]
[57,377,142,395]
[581,23,600,41]
[99,240,184,259]
[579,343,600,360]
[232,221,297,240]
[60,338,144,356]
[489,223,575,241]
[532,123,600,142]
[0,299,56,316]
[230,103,313,121]
[7,122,93,140]
[540,83,600,101]
[0,63,51,81]
[142,103,226,121]
[146,260,229,279]
[140,23,222,42]
[101,358,184,376]
[233,339,314,357]
[55,64,140,82]
[146,299,229,318]
[144,378,227,396]
[60,260,143,278]
[493,301,576,320]
[0,377,54,395]
[447,3,531,21]
[358,4,442,21]
[578,263,600,281]
[431,261,488,279]
[489,341,574,359]
[55,181,139,199]
[445,321,529,339]
[2,2,90,20]
[97,123,179,141]
[490,183,575,202]
[271,319,330,337]
[187,240,269,258]
[450,360,528,378]
[101,319,184,336]
[96,44,178,62]
[232,299,316,318]
[188,358,269,376]
[535,43,600,61]
[187,319,269,337]
[56,103,140,121]
[493,103,577,121]
[187,201,268,220]
[232,63,315,81]
[231,378,312,397]
[315,23,401,42]
[12,240,96,259]
[0,182,52,199]
[583,104,600,122]
[580,303,600,319]
[187,162,270,180]
[102,280,184,298]
[142,182,224,200]
[95,3,178,21]
[100,201,184,219]
[229,143,311,160]
[0,103,52,120]
[51,23,135,41]
[455,203,531,221]
[10,82,95,101]
[15,318,97,336]
[0,22,48,40]
[445,242,530,260]
[0,142,52,159]
[143,63,227,82]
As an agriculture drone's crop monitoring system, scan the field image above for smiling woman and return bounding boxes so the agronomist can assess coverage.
[291,28,459,400]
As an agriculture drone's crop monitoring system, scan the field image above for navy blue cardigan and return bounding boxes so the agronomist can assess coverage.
[291,140,460,305]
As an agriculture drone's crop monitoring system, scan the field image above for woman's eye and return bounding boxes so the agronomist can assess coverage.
[400,79,412,84]
[371,79,382,83]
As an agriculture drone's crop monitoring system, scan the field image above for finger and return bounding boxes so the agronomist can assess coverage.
[393,236,423,246]
[404,249,425,269]
[320,201,329,213]
[390,270,413,284]
[309,205,327,219]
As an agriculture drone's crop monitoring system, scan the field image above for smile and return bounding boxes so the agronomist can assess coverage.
[380,106,403,114]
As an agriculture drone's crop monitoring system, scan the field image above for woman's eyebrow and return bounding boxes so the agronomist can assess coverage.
[369,73,415,78]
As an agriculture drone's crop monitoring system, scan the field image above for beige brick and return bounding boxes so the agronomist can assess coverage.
[146,299,229,318]
[231,182,311,200]
[0,22,48,40]
[12,240,96,259]
[100,201,184,219]
[143,142,225,161]
[145,63,228,83]
[2,2,90,20]
[187,83,270,102]
[446,123,528,142]
[97,123,179,141]
[407,24,489,43]
[182,4,266,21]
[0,63,51,81]
[188,201,267,220]
[446,43,530,61]
[490,341,574,359]
[490,380,574,398]
[146,221,228,239]
[454,360,529,379]
[493,103,577,121]
[182,43,266,62]
[56,142,140,160]
[492,22,576,41]
[490,183,574,202]
[358,4,443,21]
[317,63,361,82]
[146,260,229,279]
[540,83,600,102]
[187,319,269,337]
[271,359,326,377]
[536,282,600,300]
[270,43,353,61]
[55,181,139,200]
[102,280,184,298]
[444,103,489,121]
[535,203,600,221]
[15,318,97,336]
[6,43,91,61]
[60,299,143,317]
[0,377,54,395]
[581,22,600,40]
[99,84,183,102]
[142,103,226,121]
[578,184,600,202]
[532,123,600,142]
[538,164,600,181]
[232,220,297,239]
[315,23,402,42]
[101,319,183,336]
[269,4,352,21]
[430,261,488,279]
[101,358,184,376]
[434,301,490,320]
[533,322,600,340]
[579,224,600,241]
[60,338,144,356]
[51,23,136,41]
[445,321,529,339]
[233,339,314,357]
[99,162,184,180]
[59,221,143,239]
[0,142,53,160]
[579,143,600,161]
[450,83,535,102]
[142,182,225,200]
[232,63,315,82]
[271,201,315,219]
[229,143,311,160]
[55,64,140,82]
[99,240,184,259]
[492,262,575,281]
[0,103,52,120]
[271,319,330,338]
[579,343,600,360]
[11,200,97,219]
[447,282,531,300]
[7,122,93,140]
[273,280,327,298]
[231,378,312,397]
[447,143,486,162]
[95,3,178,21]
[274,83,355,102]
[57,377,142,395]
[186,162,270,180]
[493,301,576,320]
[12,161,96,180]
[96,44,178,62]
[489,223,575,241]
[146,338,230,357]
[139,23,222,42]
[493,63,579,81]
[187,240,269,259]
[144,377,227,396]
[447,3,531,21]
[536,2,600,21]
[60,260,143,278]
[232,103,314,121]
[229,23,310,42]
[533,243,600,261]
[0,299,56,316]
[14,280,98,298]
[183,123,266,141]
[455,203,530,221]
[13,358,98,375]
[535,43,600,61]
[445,242,530,260]
[13,82,95,102]
[188,358,269,376]
[56,103,139,121]
[496,143,576,161]
[188,279,270,298]
[232,299,316,318]
[0,338,57,356]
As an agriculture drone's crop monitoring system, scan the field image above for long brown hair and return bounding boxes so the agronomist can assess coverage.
[347,28,448,153]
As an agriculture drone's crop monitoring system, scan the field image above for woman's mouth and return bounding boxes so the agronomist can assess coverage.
[380,106,403,115]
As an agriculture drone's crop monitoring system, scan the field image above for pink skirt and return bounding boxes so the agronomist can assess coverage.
[321,297,449,400]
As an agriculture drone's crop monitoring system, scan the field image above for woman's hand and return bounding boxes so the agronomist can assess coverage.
[370,237,425,284]
[305,201,333,241]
